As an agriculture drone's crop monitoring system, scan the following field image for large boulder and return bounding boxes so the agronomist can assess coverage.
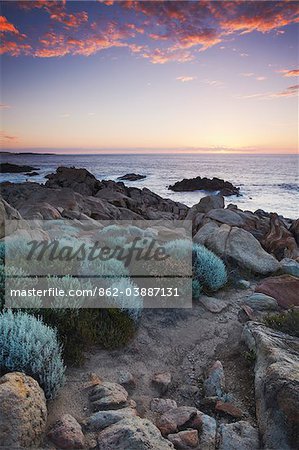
[261,213,298,260]
[255,275,299,309]
[186,195,224,220]
[0,196,23,238]
[206,209,245,227]
[243,322,299,450]
[45,166,101,196]
[203,225,280,274]
[0,372,47,448]
[96,416,174,449]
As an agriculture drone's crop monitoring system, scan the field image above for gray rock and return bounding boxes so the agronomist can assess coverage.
[199,295,228,313]
[89,382,129,412]
[193,221,219,244]
[47,414,85,449]
[198,413,217,450]
[96,416,174,449]
[243,322,299,450]
[0,372,47,448]
[244,293,279,311]
[206,208,245,226]
[218,421,259,450]
[204,360,225,398]
[205,225,280,274]
[84,407,137,431]
[117,370,136,391]
[281,258,299,278]
[187,195,224,217]
[150,398,177,415]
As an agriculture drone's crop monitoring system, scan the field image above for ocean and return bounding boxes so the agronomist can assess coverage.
[1,153,298,219]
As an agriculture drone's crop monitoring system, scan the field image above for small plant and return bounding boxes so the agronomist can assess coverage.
[110,278,143,322]
[164,239,192,260]
[264,309,299,337]
[0,310,65,399]
[192,244,227,292]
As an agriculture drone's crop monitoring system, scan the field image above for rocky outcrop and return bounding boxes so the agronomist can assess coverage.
[45,166,102,196]
[117,173,146,181]
[0,372,47,448]
[261,213,299,260]
[243,322,299,450]
[96,416,174,449]
[290,218,299,245]
[168,176,240,196]
[47,414,85,449]
[255,275,299,308]
[0,162,39,173]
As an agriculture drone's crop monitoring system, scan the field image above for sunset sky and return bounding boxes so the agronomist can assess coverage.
[0,0,298,154]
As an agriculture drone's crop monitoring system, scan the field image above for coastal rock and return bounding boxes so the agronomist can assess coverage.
[186,195,224,219]
[218,421,259,450]
[243,322,299,449]
[84,407,137,432]
[204,360,225,398]
[204,225,280,274]
[261,213,298,260]
[89,381,129,412]
[19,202,62,220]
[206,208,245,227]
[0,162,39,173]
[25,171,39,176]
[0,372,47,448]
[168,176,240,196]
[193,221,219,244]
[117,173,146,181]
[0,197,23,238]
[281,258,299,277]
[96,416,174,449]
[47,414,85,449]
[198,295,228,313]
[244,293,279,311]
[255,275,299,308]
[168,429,199,449]
[290,218,299,245]
[45,166,101,196]
[152,372,172,394]
[156,406,198,436]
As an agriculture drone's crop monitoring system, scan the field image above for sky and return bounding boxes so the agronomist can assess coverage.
[0,0,298,154]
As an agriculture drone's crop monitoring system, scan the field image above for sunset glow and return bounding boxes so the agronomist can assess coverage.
[1,1,298,154]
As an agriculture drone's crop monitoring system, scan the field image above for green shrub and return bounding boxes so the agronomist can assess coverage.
[0,310,65,399]
[192,279,202,300]
[110,278,143,322]
[264,309,299,337]
[192,244,227,292]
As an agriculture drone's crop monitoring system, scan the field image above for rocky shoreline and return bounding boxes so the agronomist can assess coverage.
[0,165,298,450]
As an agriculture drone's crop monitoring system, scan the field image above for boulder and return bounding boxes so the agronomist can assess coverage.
[168,176,240,196]
[117,173,146,181]
[204,225,280,275]
[152,372,172,394]
[261,213,298,260]
[47,414,85,449]
[84,407,137,432]
[206,208,245,227]
[218,421,259,450]
[281,258,299,277]
[193,221,219,244]
[168,429,199,449]
[197,413,216,450]
[0,163,39,173]
[0,197,23,238]
[255,275,299,309]
[89,382,129,412]
[96,416,174,449]
[186,195,224,219]
[204,360,225,398]
[244,293,279,311]
[156,406,198,436]
[215,400,243,418]
[243,322,299,450]
[290,218,299,245]
[0,372,47,448]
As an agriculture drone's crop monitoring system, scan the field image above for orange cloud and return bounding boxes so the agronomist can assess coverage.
[49,11,88,28]
[0,40,31,56]
[240,84,299,100]
[0,131,18,142]
[281,69,299,77]
[0,16,19,34]
[176,76,196,82]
